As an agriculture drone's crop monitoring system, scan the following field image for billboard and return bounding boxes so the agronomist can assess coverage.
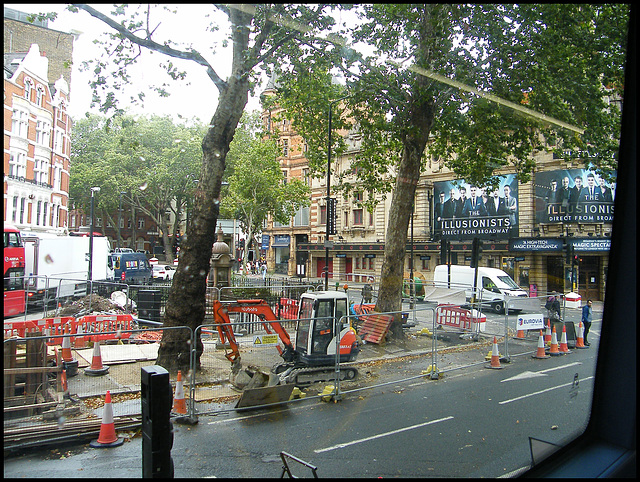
[434,175,519,240]
[534,169,615,224]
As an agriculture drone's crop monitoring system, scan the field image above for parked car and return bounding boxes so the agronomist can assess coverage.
[152,264,176,281]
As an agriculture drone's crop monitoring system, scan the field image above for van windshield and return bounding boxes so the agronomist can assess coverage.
[496,275,520,290]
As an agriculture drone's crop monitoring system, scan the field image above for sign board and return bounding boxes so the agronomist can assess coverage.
[516,313,545,330]
[327,197,337,235]
[253,334,278,346]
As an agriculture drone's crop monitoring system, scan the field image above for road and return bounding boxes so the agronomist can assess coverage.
[4,317,599,478]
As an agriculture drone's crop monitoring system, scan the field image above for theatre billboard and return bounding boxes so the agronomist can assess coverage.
[433,175,519,241]
[534,169,615,224]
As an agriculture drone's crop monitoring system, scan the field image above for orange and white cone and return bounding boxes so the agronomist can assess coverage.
[485,336,503,369]
[74,323,86,349]
[173,370,187,414]
[90,391,124,448]
[547,325,563,356]
[514,319,526,340]
[85,341,109,376]
[575,322,588,349]
[61,325,74,362]
[544,320,552,344]
[532,330,550,359]
[559,324,571,354]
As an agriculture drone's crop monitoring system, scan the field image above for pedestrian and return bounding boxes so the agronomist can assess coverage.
[361,277,373,304]
[261,262,267,280]
[581,299,593,346]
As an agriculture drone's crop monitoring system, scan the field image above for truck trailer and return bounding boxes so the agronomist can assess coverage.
[22,232,114,306]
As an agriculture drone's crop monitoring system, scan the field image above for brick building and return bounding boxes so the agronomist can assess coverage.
[4,8,76,234]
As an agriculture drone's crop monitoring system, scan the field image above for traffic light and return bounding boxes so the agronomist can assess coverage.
[440,239,450,264]
[471,237,483,268]
[566,244,574,264]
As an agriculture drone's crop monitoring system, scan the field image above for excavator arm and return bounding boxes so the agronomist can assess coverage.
[211,299,295,364]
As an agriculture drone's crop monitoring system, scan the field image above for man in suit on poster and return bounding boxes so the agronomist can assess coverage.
[443,188,457,219]
[486,188,506,216]
[462,185,487,217]
[504,185,518,226]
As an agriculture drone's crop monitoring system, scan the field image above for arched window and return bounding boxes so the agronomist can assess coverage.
[36,86,46,106]
[24,77,33,101]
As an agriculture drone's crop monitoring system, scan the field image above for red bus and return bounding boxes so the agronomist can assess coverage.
[4,225,26,317]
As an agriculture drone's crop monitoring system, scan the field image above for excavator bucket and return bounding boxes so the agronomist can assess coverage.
[235,383,296,409]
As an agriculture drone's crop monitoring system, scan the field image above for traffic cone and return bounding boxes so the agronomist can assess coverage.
[532,330,550,359]
[61,325,74,362]
[84,341,109,376]
[547,325,563,356]
[544,320,552,344]
[485,336,503,369]
[173,370,187,414]
[74,323,86,349]
[514,326,526,340]
[90,391,124,448]
[575,322,588,349]
[60,367,68,394]
[559,324,571,354]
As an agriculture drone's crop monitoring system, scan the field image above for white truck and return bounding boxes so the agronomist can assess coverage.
[433,264,528,314]
[22,232,114,306]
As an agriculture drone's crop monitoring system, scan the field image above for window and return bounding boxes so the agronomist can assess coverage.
[282,138,289,157]
[36,201,42,225]
[19,198,25,224]
[36,120,51,146]
[138,218,145,229]
[353,208,363,225]
[24,78,33,101]
[43,203,48,227]
[293,206,309,226]
[34,158,48,184]
[97,217,103,228]
[36,86,45,106]
[320,205,327,225]
[12,197,18,222]
[12,109,29,138]
[9,151,27,178]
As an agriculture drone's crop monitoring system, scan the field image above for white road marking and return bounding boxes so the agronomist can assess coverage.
[314,416,454,453]
[498,376,594,405]
[501,362,583,382]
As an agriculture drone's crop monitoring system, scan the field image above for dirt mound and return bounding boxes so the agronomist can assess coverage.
[58,294,130,316]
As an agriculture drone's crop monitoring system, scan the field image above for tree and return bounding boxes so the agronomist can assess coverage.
[220,113,311,272]
[272,4,628,338]
[70,114,203,253]
[66,4,341,372]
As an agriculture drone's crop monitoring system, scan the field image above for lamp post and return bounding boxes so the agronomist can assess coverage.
[88,187,100,289]
[324,95,349,291]
[118,191,126,249]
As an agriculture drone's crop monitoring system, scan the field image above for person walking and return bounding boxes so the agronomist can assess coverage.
[581,299,593,346]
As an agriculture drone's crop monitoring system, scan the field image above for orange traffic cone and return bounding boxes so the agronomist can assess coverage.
[61,325,74,362]
[514,327,526,340]
[486,336,503,369]
[173,370,187,414]
[85,341,109,376]
[532,330,551,359]
[544,320,552,344]
[559,324,571,354]
[90,391,124,448]
[575,322,588,349]
[547,325,563,356]
[74,323,86,349]
[60,367,68,394]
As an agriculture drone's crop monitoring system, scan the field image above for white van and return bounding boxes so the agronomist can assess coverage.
[432,265,528,313]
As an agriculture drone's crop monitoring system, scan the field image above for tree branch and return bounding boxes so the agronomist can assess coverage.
[72,4,228,92]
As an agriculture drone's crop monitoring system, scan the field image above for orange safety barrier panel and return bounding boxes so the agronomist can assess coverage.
[76,314,135,342]
[436,305,486,330]
[278,298,299,320]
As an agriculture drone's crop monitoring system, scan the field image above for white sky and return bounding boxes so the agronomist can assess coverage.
[7,4,264,122]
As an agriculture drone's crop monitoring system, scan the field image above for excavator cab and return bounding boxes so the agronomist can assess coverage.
[295,291,359,366]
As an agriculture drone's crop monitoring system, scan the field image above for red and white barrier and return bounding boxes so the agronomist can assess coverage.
[436,305,486,332]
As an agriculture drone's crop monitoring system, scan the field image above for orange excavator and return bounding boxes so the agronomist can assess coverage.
[211,291,360,394]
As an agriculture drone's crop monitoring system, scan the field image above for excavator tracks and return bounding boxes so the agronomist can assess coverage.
[281,366,358,386]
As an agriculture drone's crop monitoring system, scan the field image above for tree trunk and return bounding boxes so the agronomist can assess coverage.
[156,75,249,373]
[376,96,435,339]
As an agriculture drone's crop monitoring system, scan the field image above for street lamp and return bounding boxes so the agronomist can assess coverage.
[118,191,126,249]
[324,95,350,291]
[88,187,100,288]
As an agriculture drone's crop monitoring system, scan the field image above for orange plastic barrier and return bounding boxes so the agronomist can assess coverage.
[278,298,299,320]
[436,305,486,330]
[76,314,135,342]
